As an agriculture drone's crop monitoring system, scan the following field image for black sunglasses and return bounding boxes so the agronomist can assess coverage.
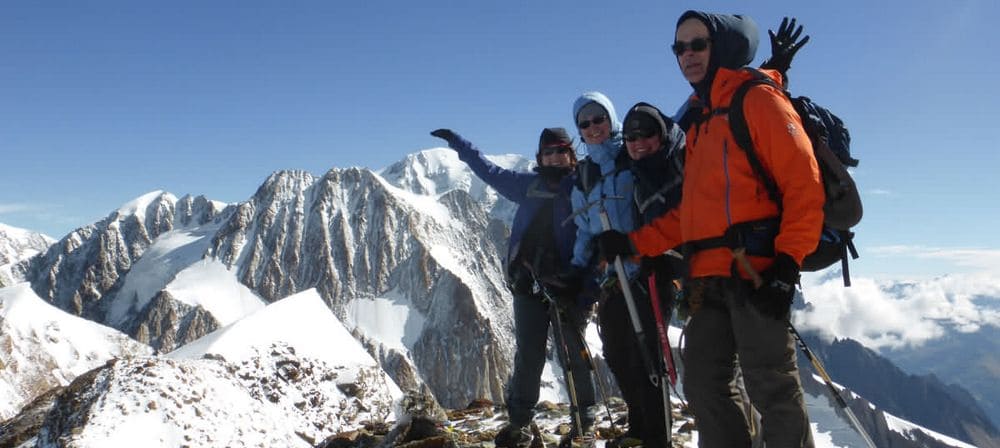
[624,128,659,142]
[671,37,711,56]
[577,115,607,130]
[540,146,572,156]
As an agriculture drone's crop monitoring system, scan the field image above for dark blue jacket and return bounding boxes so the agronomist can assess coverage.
[448,135,578,274]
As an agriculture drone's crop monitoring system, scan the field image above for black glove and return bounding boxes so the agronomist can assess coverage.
[430,129,460,147]
[641,255,679,313]
[759,17,810,75]
[750,252,800,320]
[539,268,585,308]
[594,230,634,262]
[640,254,678,279]
[641,254,679,291]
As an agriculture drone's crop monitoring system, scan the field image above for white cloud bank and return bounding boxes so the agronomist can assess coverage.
[795,271,1000,351]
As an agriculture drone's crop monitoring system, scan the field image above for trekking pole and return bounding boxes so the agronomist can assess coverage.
[556,290,620,434]
[594,202,673,440]
[532,274,618,435]
[732,249,877,448]
[529,272,584,439]
[788,324,877,448]
[548,297,584,438]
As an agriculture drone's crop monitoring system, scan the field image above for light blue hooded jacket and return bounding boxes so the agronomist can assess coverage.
[569,92,639,280]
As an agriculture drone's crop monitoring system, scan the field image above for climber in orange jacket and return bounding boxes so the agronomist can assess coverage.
[626,39,823,283]
[596,10,822,448]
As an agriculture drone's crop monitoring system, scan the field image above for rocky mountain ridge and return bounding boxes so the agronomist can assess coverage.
[2,148,995,447]
[20,151,518,409]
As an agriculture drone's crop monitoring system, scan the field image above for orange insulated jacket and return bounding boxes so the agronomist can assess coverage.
[631,67,824,279]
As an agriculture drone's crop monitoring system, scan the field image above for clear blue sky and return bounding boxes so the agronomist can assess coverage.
[2,1,998,279]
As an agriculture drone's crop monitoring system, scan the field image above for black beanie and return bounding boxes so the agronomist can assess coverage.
[623,103,668,138]
[538,127,572,150]
[536,127,575,166]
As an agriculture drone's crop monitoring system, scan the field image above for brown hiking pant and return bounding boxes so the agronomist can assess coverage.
[682,277,814,448]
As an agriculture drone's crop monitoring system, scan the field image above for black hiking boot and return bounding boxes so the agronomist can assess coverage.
[495,423,533,448]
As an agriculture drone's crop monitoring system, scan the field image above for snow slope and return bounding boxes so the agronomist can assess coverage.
[0,283,152,420]
[107,226,265,327]
[168,288,401,398]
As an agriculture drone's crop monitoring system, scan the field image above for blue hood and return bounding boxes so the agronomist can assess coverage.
[572,91,624,173]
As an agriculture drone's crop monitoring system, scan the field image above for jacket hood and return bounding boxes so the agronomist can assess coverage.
[572,91,624,170]
[624,102,685,170]
[572,91,622,135]
[677,10,759,99]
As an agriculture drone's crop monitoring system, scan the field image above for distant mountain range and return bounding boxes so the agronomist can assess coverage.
[882,323,1000,441]
[1,148,997,447]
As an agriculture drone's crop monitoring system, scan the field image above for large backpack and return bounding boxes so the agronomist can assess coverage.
[727,67,862,286]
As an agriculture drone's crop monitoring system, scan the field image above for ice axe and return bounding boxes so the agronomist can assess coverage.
[568,195,672,439]
[646,271,677,386]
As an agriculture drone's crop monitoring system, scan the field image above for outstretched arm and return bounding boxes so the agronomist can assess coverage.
[431,129,533,201]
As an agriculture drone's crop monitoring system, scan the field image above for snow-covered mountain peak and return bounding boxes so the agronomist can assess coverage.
[255,170,317,202]
[24,189,232,338]
[378,148,472,196]
[378,147,529,224]
[0,222,54,287]
[380,148,532,196]
[115,190,176,220]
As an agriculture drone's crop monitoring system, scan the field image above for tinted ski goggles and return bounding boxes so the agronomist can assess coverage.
[577,115,607,130]
[671,37,711,56]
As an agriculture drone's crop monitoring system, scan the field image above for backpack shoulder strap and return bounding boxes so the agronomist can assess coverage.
[573,157,601,195]
[574,151,630,196]
[727,67,784,208]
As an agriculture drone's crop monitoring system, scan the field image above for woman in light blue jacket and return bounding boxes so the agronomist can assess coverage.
[569,91,671,448]
[569,92,638,273]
